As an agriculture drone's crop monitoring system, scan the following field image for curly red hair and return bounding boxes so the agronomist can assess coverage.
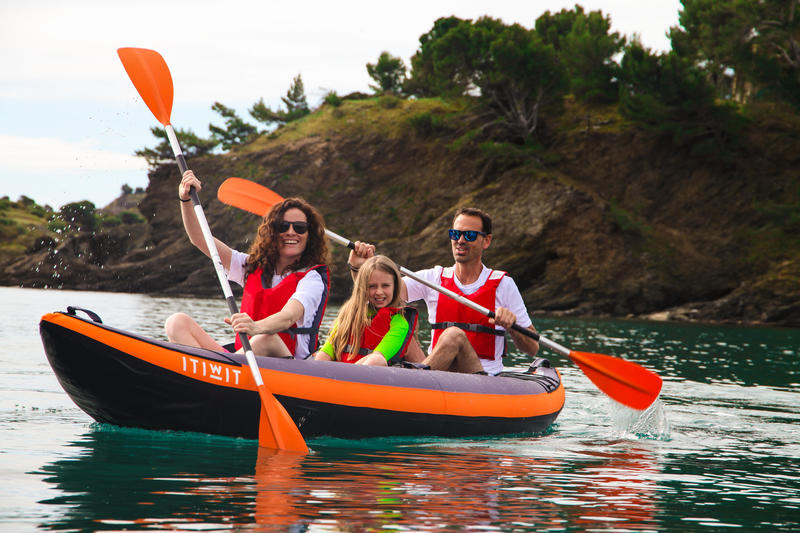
[245,197,329,276]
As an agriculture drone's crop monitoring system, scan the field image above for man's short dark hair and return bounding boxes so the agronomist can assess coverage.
[454,207,492,234]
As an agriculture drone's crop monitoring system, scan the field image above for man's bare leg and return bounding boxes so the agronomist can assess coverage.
[422,327,485,373]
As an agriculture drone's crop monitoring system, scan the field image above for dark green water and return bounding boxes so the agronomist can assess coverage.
[1,287,798,531]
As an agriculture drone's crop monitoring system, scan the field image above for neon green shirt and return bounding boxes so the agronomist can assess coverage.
[320,310,410,362]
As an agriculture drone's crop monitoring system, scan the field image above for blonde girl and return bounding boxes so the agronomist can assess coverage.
[314,255,417,366]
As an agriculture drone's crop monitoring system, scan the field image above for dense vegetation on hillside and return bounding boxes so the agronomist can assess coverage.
[137,1,799,166]
[126,1,797,273]
[0,196,53,264]
[0,187,146,264]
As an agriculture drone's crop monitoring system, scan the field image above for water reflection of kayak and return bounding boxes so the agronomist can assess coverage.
[34,428,660,531]
[39,308,564,440]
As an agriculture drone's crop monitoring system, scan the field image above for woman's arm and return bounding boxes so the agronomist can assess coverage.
[227,298,305,337]
[179,170,232,270]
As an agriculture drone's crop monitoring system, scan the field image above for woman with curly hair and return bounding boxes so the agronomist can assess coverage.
[165,170,330,359]
[313,255,417,366]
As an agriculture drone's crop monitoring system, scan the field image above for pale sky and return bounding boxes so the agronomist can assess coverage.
[0,0,683,210]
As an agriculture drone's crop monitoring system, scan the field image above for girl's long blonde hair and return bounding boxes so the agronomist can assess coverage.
[330,255,404,361]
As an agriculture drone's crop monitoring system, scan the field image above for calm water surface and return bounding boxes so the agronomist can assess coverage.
[1,286,798,531]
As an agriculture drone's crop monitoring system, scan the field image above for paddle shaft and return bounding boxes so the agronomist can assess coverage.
[119,48,308,450]
[166,128,266,385]
[322,228,570,358]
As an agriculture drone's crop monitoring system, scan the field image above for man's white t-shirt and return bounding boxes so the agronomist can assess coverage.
[227,249,325,359]
[404,264,532,375]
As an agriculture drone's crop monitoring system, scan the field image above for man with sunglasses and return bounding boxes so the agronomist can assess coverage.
[349,207,539,375]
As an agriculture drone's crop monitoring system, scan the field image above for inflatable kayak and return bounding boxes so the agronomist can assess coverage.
[39,308,564,440]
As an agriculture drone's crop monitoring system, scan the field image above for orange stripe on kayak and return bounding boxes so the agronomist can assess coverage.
[262,370,564,418]
[42,313,564,419]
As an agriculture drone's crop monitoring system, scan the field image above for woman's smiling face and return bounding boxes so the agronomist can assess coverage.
[277,207,308,262]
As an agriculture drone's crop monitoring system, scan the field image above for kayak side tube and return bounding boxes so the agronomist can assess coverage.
[39,311,564,440]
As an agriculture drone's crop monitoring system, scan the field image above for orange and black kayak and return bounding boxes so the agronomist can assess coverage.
[39,308,564,440]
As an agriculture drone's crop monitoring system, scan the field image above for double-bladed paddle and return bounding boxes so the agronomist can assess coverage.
[218,177,663,410]
[117,48,308,453]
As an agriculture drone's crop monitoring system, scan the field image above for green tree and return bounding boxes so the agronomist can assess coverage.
[58,201,96,233]
[536,6,625,102]
[250,74,311,128]
[535,6,579,50]
[323,90,343,107]
[28,204,47,217]
[407,17,569,139]
[18,195,35,207]
[669,0,757,99]
[618,40,744,154]
[135,127,218,169]
[670,0,800,106]
[405,16,468,96]
[120,211,145,224]
[741,0,800,107]
[481,22,569,138]
[366,51,407,94]
[282,74,310,117]
[209,102,259,150]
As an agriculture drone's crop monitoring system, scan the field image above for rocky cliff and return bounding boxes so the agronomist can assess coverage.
[3,98,798,327]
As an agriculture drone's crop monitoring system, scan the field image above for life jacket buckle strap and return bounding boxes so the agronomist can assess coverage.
[343,344,372,356]
[430,321,504,336]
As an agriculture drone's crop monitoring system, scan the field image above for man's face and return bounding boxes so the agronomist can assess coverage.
[450,214,491,264]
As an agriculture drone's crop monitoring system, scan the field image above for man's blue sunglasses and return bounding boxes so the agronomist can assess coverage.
[448,229,487,242]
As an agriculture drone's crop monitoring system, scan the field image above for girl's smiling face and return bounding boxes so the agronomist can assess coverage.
[367,269,395,309]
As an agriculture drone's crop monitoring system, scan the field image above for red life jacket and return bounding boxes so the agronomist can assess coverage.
[430,267,506,360]
[340,306,418,364]
[234,264,329,355]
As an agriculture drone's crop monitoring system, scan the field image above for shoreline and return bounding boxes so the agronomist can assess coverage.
[9,284,795,330]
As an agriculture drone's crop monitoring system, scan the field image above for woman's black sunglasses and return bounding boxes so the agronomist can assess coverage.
[276,221,309,234]
[448,229,486,242]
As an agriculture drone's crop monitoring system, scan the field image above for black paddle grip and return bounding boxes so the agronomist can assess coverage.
[488,311,542,341]
[512,323,541,341]
[176,153,189,174]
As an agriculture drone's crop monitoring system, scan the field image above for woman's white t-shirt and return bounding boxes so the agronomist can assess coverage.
[227,249,325,359]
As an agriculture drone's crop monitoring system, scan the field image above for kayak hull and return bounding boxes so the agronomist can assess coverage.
[39,310,564,440]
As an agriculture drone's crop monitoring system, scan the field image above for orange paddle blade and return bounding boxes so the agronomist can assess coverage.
[568,350,662,410]
[117,47,173,126]
[257,384,308,453]
[218,177,286,216]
